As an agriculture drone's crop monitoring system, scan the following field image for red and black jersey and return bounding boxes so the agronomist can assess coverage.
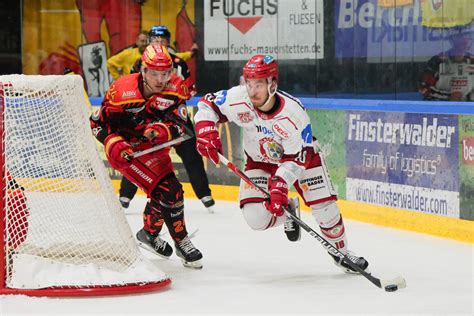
[90,72,190,146]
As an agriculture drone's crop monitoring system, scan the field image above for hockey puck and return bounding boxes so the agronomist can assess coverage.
[385,284,398,292]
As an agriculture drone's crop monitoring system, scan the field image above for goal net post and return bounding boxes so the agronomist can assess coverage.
[0,75,170,296]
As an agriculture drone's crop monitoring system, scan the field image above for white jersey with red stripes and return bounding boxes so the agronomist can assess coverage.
[195,85,313,185]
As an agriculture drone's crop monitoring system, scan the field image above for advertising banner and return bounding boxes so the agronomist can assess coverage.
[334,0,473,60]
[345,111,460,217]
[308,109,347,198]
[23,0,196,76]
[78,42,111,97]
[459,115,474,220]
[204,0,324,60]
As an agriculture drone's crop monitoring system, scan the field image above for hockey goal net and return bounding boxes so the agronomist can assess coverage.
[0,75,170,296]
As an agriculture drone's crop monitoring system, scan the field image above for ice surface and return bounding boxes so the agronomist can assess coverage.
[1,196,472,316]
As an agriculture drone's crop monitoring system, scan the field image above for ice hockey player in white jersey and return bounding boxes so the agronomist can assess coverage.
[194,54,369,273]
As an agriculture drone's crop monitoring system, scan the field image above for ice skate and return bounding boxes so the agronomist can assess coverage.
[175,235,203,269]
[200,196,215,213]
[136,228,173,258]
[329,250,369,274]
[284,197,301,242]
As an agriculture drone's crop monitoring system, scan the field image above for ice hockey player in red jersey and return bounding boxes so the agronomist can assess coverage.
[194,54,369,273]
[90,43,203,269]
[118,25,216,214]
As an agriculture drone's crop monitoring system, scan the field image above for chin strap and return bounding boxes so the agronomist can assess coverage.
[244,78,278,109]
[259,81,277,109]
[141,71,154,95]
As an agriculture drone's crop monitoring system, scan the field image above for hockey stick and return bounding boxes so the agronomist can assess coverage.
[218,153,406,291]
[127,134,191,159]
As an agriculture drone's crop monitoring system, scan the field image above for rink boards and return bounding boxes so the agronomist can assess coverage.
[90,97,474,243]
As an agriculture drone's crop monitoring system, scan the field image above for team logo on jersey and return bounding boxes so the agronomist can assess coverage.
[176,104,188,120]
[259,137,283,163]
[237,111,253,123]
[272,117,298,139]
[165,82,176,90]
[273,122,289,139]
[256,125,274,136]
[153,97,175,110]
[122,90,137,98]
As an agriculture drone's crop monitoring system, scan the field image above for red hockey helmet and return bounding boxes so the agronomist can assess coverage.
[141,43,173,71]
[243,55,279,81]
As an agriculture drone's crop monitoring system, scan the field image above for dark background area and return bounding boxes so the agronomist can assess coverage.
[1,1,471,101]
[0,0,22,75]
[193,0,428,100]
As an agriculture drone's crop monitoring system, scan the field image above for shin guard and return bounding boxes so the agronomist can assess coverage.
[142,201,164,235]
[150,174,188,241]
[311,202,348,252]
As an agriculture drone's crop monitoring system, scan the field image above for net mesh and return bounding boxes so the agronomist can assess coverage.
[0,75,167,291]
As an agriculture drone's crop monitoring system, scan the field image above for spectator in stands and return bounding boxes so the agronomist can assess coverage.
[130,25,198,94]
[419,23,474,101]
[107,31,148,80]
[119,25,216,213]
[146,25,199,62]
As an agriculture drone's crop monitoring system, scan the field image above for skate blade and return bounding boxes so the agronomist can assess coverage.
[205,206,215,214]
[124,208,141,215]
[284,225,301,242]
[180,258,203,269]
[284,223,301,242]
[287,232,301,242]
[137,241,172,259]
